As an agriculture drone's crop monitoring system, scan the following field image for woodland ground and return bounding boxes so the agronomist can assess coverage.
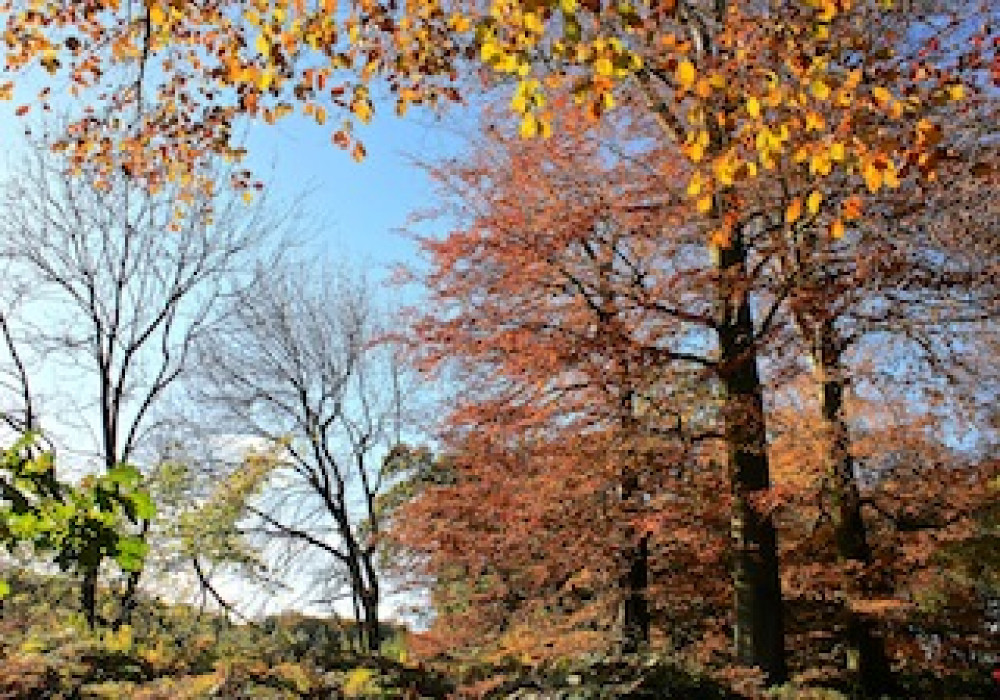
[0,571,995,699]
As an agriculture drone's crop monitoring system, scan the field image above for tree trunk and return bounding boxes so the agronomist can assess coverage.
[716,229,787,684]
[620,529,650,654]
[361,587,381,654]
[82,566,98,629]
[815,319,893,696]
[618,385,650,654]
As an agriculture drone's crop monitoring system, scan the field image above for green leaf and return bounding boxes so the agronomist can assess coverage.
[115,535,149,572]
[105,464,141,489]
[130,491,157,520]
[0,580,10,598]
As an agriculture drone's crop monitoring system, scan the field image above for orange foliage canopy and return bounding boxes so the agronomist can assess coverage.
[392,106,733,661]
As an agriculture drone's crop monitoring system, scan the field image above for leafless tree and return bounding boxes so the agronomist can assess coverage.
[0,145,283,624]
[191,260,411,653]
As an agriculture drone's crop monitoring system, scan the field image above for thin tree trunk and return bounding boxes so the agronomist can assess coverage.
[361,586,381,654]
[619,450,650,653]
[716,228,787,684]
[82,566,98,629]
[814,319,893,695]
[620,525,650,654]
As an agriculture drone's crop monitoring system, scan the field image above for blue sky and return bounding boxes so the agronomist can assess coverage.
[0,80,473,280]
[240,105,470,275]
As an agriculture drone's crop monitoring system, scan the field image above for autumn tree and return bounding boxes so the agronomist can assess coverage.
[767,379,1000,694]
[756,15,1000,686]
[391,104,787,668]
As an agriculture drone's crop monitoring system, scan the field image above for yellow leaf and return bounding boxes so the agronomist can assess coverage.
[830,219,845,239]
[709,229,731,249]
[560,0,578,11]
[811,79,830,101]
[714,154,737,186]
[805,110,825,131]
[449,12,472,32]
[676,60,696,90]
[258,68,274,91]
[149,3,166,27]
[480,40,499,62]
[352,100,372,124]
[842,195,863,220]
[255,34,270,58]
[807,190,823,215]
[511,90,528,113]
[746,96,761,119]
[785,197,802,224]
[539,114,553,138]
[809,152,832,176]
[884,163,900,188]
[863,162,882,193]
[696,194,713,214]
[948,83,965,101]
[686,173,703,197]
[830,141,845,161]
[685,131,709,163]
[519,113,538,138]
[871,86,891,105]
[594,57,613,77]
[352,142,366,162]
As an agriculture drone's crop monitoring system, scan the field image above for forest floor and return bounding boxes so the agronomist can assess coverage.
[0,571,994,699]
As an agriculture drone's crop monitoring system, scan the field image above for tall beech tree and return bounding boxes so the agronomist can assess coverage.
[763,378,1000,693]
[764,48,999,688]
[396,104,792,667]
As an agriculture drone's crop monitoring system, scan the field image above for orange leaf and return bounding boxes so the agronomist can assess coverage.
[785,197,802,224]
[842,195,863,220]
